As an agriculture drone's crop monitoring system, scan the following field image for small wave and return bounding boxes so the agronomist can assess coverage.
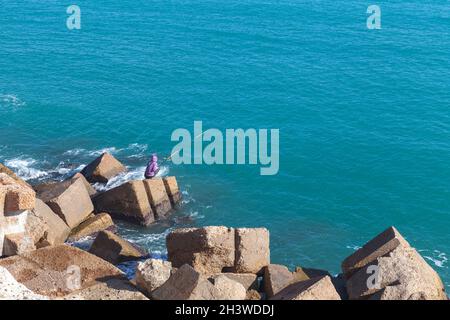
[48,162,84,180]
[181,190,196,205]
[124,143,148,158]
[421,250,448,269]
[188,210,204,219]
[118,227,172,256]
[0,94,26,108]
[87,147,122,157]
[93,165,169,192]
[93,167,146,191]
[346,245,362,251]
[62,148,85,156]
[63,144,149,159]
[63,147,120,157]
[4,157,48,181]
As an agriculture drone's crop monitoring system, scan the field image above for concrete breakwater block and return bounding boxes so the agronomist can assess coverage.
[93,177,181,226]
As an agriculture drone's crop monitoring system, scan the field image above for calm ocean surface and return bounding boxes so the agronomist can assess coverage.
[1,1,449,286]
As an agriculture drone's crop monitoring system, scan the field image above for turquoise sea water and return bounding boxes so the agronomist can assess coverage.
[1,1,449,286]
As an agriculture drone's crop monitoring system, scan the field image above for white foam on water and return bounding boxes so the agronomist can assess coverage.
[62,148,85,156]
[63,147,121,157]
[188,210,204,219]
[0,94,26,108]
[125,143,149,158]
[421,250,448,269]
[48,163,85,180]
[93,165,170,192]
[118,227,171,257]
[63,144,149,159]
[181,190,194,205]
[87,147,121,157]
[3,157,48,181]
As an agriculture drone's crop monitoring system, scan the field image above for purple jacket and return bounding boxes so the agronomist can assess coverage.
[145,155,159,178]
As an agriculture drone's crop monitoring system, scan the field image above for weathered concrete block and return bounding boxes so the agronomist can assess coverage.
[152,264,220,300]
[89,230,147,264]
[214,273,259,291]
[271,276,341,300]
[2,210,28,234]
[210,274,247,300]
[346,244,447,300]
[0,227,4,257]
[292,266,330,282]
[246,289,262,300]
[80,152,127,183]
[167,226,235,274]
[1,209,30,257]
[0,163,20,181]
[25,210,48,245]
[342,226,410,278]
[38,178,94,229]
[93,180,154,226]
[143,178,172,219]
[163,176,181,207]
[264,264,294,298]
[0,173,35,214]
[61,278,148,300]
[3,232,36,257]
[72,173,97,197]
[135,259,173,296]
[68,213,115,242]
[0,245,128,297]
[0,266,49,300]
[32,198,70,247]
[234,228,270,274]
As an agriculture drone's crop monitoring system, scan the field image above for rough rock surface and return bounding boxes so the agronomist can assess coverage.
[25,210,48,245]
[0,266,48,300]
[0,245,130,297]
[271,276,341,300]
[61,278,148,300]
[152,264,220,300]
[1,210,28,235]
[342,226,409,278]
[246,289,262,300]
[0,173,35,214]
[93,180,154,226]
[292,266,330,282]
[135,259,173,296]
[0,163,21,181]
[216,273,258,291]
[163,176,181,207]
[234,228,270,274]
[72,173,97,197]
[264,264,295,298]
[143,178,172,219]
[80,152,127,183]
[31,198,70,247]
[167,226,235,274]
[2,232,36,257]
[210,274,247,300]
[346,242,447,300]
[1,210,35,257]
[68,213,115,242]
[89,230,147,264]
[37,178,94,229]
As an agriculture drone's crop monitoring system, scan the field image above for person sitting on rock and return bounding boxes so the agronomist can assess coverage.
[144,154,159,179]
